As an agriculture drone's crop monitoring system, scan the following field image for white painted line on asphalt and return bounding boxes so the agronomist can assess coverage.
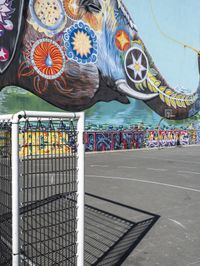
[177,173,191,178]
[137,156,200,165]
[111,154,200,165]
[118,166,137,169]
[187,259,200,266]
[90,164,108,168]
[168,218,186,229]
[86,174,200,193]
[147,168,167,172]
[177,170,200,175]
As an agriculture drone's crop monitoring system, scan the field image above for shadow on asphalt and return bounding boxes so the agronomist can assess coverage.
[84,193,160,266]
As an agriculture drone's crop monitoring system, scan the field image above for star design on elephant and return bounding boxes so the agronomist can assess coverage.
[115,30,130,51]
[0,47,6,57]
[64,0,82,20]
[127,53,147,80]
[68,0,79,13]
[117,32,129,49]
[125,47,148,83]
[0,47,9,61]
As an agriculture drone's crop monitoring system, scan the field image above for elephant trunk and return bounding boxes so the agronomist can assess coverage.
[127,37,200,120]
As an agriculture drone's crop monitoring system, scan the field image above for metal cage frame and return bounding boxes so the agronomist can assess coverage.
[0,111,85,266]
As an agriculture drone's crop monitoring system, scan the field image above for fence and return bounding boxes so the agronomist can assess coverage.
[0,111,84,266]
[85,129,200,152]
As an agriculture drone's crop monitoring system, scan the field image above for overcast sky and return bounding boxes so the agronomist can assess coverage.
[124,0,200,92]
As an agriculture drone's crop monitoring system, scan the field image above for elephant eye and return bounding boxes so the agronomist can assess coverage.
[80,0,102,13]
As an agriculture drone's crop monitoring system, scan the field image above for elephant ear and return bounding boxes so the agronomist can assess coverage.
[0,0,24,73]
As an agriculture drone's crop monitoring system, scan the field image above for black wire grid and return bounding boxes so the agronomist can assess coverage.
[19,119,78,265]
[0,122,12,265]
[0,119,159,266]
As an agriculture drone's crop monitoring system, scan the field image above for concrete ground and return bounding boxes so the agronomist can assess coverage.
[85,146,200,266]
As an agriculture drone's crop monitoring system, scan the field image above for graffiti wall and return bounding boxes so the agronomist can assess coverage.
[145,130,190,148]
[84,130,144,151]
[197,130,200,143]
[188,130,198,145]
[19,131,73,157]
[0,130,11,155]
[85,129,200,152]
[121,131,145,149]
[2,128,197,156]
[85,130,145,152]
[0,131,9,147]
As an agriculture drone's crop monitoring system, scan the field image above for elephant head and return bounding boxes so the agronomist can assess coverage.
[0,0,199,120]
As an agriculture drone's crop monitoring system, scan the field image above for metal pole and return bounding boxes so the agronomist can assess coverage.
[14,111,77,119]
[76,112,85,266]
[12,115,20,266]
[0,114,13,121]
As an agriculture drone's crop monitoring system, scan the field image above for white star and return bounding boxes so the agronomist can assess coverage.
[71,0,78,12]
[127,53,147,80]
[0,48,6,58]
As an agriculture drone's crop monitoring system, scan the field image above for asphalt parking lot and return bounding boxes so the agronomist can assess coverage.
[85,146,200,266]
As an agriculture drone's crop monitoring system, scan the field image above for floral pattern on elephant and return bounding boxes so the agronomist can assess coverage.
[0,0,199,119]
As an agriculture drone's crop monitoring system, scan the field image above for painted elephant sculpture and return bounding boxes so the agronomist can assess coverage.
[0,0,199,119]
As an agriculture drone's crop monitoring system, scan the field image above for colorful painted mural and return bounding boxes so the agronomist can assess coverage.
[1,127,198,156]
[0,130,10,150]
[85,130,145,151]
[188,130,198,145]
[0,0,199,120]
[145,130,190,148]
[85,129,200,152]
[198,130,200,143]
[19,131,74,157]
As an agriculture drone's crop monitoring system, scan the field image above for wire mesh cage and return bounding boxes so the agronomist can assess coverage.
[0,111,159,266]
[0,122,12,265]
[0,111,84,266]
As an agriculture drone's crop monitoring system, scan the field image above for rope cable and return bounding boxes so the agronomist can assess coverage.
[149,0,200,55]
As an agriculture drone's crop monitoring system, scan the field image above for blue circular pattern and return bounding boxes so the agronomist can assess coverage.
[63,21,97,64]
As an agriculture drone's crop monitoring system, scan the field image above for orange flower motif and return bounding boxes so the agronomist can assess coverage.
[31,39,65,79]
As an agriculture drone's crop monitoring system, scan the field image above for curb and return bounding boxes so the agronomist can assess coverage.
[85,144,200,155]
